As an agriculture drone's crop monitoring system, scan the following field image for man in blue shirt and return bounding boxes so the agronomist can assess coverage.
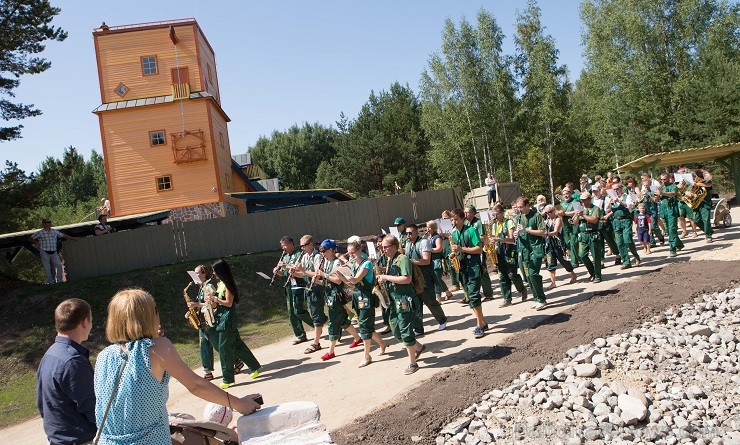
[37,298,96,445]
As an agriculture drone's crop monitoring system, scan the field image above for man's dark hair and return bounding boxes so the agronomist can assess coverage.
[451,208,465,218]
[280,236,294,245]
[517,196,530,206]
[55,298,92,332]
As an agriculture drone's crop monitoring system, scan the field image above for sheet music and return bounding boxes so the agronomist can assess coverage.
[571,202,583,212]
[674,173,694,185]
[366,241,377,260]
[335,265,354,280]
[187,270,202,284]
[650,184,659,193]
[388,226,400,240]
[438,218,454,233]
[479,211,491,224]
[606,189,618,199]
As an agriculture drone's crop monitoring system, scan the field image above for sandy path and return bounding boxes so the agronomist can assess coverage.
[5,207,738,444]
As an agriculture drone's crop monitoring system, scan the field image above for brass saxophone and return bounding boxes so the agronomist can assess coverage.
[372,258,392,309]
[483,222,498,269]
[447,231,461,273]
[200,283,216,328]
[183,282,200,330]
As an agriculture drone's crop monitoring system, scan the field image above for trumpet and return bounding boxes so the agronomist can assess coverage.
[183,282,200,330]
[269,251,286,286]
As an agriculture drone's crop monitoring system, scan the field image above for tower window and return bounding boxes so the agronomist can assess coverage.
[149,130,166,146]
[141,56,158,75]
[156,175,172,191]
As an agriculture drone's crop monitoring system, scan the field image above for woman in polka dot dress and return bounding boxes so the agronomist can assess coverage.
[94,289,261,445]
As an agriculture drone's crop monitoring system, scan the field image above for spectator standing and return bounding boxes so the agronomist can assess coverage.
[29,218,76,284]
[485,172,497,209]
[37,298,96,445]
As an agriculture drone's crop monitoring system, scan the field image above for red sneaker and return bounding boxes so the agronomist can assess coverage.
[349,339,362,348]
[321,352,335,361]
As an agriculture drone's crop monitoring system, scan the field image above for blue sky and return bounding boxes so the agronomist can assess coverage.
[4,1,584,173]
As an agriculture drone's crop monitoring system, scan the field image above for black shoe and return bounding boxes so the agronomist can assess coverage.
[521,289,528,301]
[379,326,391,335]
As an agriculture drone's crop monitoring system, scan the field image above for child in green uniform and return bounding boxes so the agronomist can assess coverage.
[376,235,426,375]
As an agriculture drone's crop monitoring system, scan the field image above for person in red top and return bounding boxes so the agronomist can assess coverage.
[634,203,653,255]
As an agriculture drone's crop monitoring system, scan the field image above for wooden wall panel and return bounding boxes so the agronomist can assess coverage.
[101,100,222,216]
[96,25,202,103]
[63,189,460,281]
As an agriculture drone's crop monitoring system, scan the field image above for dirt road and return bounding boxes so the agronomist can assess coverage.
[5,208,739,445]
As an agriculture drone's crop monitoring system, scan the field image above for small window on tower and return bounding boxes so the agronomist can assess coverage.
[141,56,158,75]
[114,83,129,97]
[156,175,172,191]
[149,130,166,146]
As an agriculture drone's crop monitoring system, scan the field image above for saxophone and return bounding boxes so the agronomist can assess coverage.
[201,283,216,328]
[483,222,498,269]
[372,258,392,309]
[447,231,461,273]
[183,282,201,330]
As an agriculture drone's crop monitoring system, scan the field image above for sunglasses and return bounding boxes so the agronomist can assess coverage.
[299,243,311,248]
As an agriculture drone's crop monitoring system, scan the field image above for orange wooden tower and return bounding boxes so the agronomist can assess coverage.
[92,19,251,220]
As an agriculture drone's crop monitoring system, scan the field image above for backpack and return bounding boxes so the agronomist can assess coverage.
[403,239,427,295]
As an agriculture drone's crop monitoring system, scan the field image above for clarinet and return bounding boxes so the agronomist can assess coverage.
[269,251,286,286]
[284,252,305,288]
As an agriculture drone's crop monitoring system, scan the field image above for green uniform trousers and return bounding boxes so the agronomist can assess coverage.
[286,284,313,340]
[578,232,603,280]
[568,224,581,267]
[326,291,350,341]
[412,281,447,332]
[694,199,713,240]
[431,258,450,297]
[459,259,482,308]
[496,260,525,302]
[199,325,217,372]
[663,212,685,253]
[600,221,619,262]
[217,330,261,384]
[352,288,377,340]
[480,255,494,298]
[389,292,417,347]
[612,218,641,266]
[520,248,546,303]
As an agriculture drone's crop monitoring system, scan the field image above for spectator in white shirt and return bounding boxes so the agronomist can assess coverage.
[485,173,497,210]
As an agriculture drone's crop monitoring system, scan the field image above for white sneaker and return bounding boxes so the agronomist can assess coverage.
[437,322,447,331]
[532,303,538,309]
[534,302,548,311]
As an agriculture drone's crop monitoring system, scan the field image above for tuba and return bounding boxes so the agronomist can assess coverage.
[183,282,201,330]
[676,174,707,210]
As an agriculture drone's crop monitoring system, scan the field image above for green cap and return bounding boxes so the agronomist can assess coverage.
[394,217,406,225]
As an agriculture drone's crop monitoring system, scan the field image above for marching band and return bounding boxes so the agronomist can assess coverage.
[181,168,719,378]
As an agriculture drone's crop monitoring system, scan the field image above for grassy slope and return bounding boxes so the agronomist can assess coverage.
[0,251,289,429]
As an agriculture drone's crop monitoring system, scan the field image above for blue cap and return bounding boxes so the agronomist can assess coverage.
[320,239,337,250]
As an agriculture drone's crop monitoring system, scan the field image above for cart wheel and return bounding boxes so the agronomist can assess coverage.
[723,212,732,228]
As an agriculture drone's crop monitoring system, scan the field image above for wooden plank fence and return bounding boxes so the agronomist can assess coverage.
[63,188,462,281]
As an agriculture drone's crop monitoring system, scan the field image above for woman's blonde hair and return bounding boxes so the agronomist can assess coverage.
[105,289,160,343]
[426,220,438,232]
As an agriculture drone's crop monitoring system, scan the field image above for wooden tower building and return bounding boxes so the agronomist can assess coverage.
[92,19,252,220]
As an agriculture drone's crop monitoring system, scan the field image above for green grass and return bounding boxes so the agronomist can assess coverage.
[0,250,291,429]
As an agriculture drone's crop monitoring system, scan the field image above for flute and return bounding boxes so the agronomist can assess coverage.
[269,251,286,286]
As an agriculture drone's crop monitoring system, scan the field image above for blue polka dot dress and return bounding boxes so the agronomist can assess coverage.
[94,339,171,445]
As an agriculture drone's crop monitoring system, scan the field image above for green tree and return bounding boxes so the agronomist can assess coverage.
[0,0,67,141]
[514,0,575,201]
[248,122,337,190]
[419,10,519,192]
[315,82,431,197]
[0,161,38,232]
[577,0,738,165]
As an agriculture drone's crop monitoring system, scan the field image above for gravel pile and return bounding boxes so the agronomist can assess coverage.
[435,285,740,445]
